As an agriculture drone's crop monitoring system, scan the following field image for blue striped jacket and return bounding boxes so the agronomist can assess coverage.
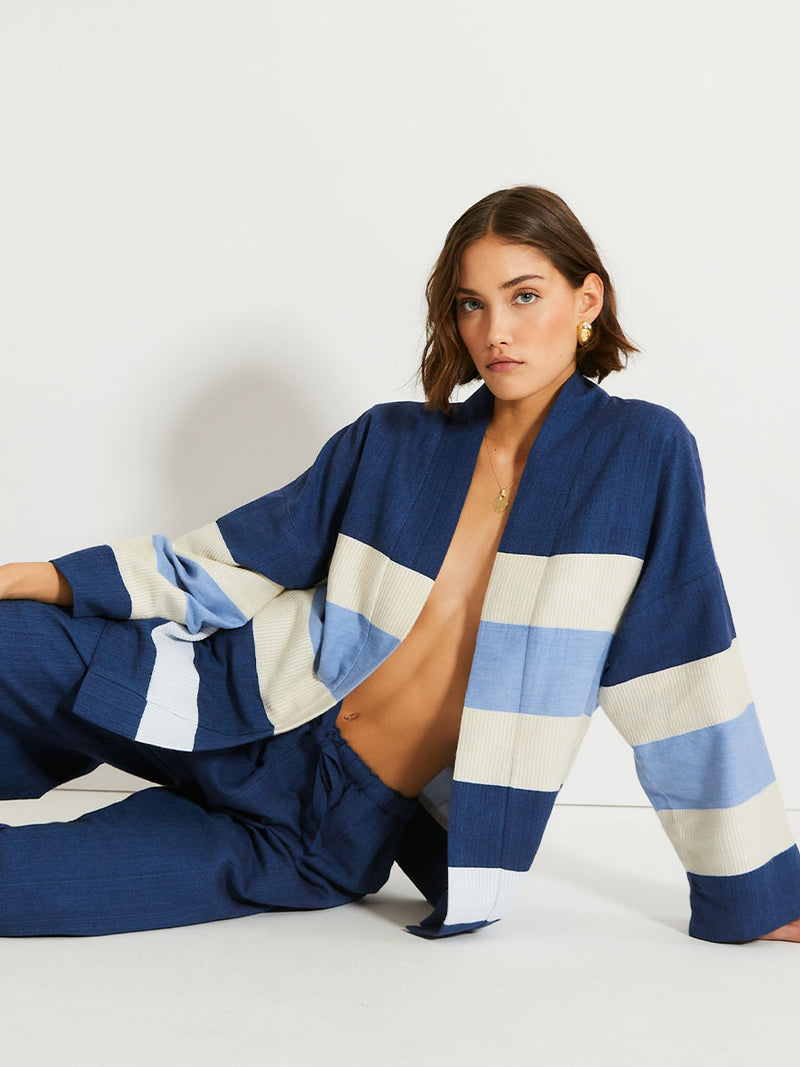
[51,369,800,942]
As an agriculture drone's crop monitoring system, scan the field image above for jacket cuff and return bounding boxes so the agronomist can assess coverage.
[50,544,133,620]
[688,845,800,942]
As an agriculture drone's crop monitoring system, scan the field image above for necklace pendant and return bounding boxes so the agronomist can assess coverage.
[492,488,509,513]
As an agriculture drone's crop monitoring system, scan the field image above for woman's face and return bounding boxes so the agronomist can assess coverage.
[455,235,603,408]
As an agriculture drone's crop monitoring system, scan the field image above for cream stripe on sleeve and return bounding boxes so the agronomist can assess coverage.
[598,640,752,746]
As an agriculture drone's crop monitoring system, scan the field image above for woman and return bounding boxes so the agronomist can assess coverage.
[1,186,798,942]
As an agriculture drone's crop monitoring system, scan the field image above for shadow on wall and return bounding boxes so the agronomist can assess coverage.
[159,361,324,536]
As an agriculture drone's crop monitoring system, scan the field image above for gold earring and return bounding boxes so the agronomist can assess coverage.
[577,321,593,346]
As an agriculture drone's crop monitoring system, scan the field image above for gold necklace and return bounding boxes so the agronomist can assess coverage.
[483,432,522,513]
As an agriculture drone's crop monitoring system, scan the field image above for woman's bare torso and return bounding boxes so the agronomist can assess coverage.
[336,443,516,797]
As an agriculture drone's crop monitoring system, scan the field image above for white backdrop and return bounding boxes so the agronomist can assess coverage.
[1,0,798,806]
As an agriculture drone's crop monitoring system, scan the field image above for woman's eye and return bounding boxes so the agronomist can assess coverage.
[515,291,539,304]
[458,298,481,312]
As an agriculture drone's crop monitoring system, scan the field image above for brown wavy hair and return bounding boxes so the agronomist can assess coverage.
[419,185,639,413]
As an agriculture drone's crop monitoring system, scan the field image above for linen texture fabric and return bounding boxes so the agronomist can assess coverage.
[0,598,416,935]
[49,369,800,941]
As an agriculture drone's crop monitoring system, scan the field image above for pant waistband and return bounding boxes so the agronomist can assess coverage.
[312,702,418,818]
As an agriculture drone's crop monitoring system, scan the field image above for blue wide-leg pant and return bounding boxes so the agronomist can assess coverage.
[0,601,417,936]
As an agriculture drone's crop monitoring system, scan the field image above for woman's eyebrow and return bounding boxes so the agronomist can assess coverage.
[456,273,546,295]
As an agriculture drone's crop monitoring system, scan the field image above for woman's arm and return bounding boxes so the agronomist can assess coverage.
[22,408,373,629]
[597,419,800,944]
[0,562,73,606]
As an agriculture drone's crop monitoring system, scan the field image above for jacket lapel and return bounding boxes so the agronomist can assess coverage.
[401,369,600,575]
[414,370,607,934]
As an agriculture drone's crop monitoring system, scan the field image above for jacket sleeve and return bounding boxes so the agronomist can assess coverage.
[50,411,372,632]
[597,418,800,943]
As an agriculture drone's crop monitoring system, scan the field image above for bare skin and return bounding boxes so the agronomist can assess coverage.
[0,561,72,605]
[756,919,800,942]
[336,415,528,797]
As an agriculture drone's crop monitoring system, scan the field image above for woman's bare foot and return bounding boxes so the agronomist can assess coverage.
[757,917,800,942]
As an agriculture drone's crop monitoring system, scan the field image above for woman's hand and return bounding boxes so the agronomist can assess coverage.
[757,917,800,942]
[0,562,73,606]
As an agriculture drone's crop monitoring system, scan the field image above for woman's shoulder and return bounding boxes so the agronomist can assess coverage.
[345,380,700,453]
[318,397,436,447]
[596,387,698,454]
[355,397,446,436]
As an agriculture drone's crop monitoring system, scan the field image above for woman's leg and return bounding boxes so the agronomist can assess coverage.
[0,786,274,935]
[0,619,417,936]
[0,599,111,796]
[0,600,187,795]
[0,725,417,936]
[0,717,417,936]
[0,600,241,934]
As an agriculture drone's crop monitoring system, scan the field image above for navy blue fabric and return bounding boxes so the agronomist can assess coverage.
[51,544,133,622]
[394,803,448,907]
[600,422,728,686]
[0,601,416,936]
[37,370,800,942]
[65,615,276,749]
[688,847,800,943]
[447,783,558,870]
[193,621,274,742]
[408,917,497,939]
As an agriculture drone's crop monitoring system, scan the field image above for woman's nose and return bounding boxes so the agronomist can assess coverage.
[486,307,512,347]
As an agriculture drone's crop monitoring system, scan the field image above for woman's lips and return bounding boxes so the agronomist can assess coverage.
[486,359,523,372]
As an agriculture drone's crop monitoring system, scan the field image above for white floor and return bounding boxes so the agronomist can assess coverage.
[1,791,797,1067]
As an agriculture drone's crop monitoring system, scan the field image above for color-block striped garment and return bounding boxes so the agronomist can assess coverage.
[51,369,800,942]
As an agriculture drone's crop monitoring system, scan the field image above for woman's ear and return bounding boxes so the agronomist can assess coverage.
[579,272,604,321]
